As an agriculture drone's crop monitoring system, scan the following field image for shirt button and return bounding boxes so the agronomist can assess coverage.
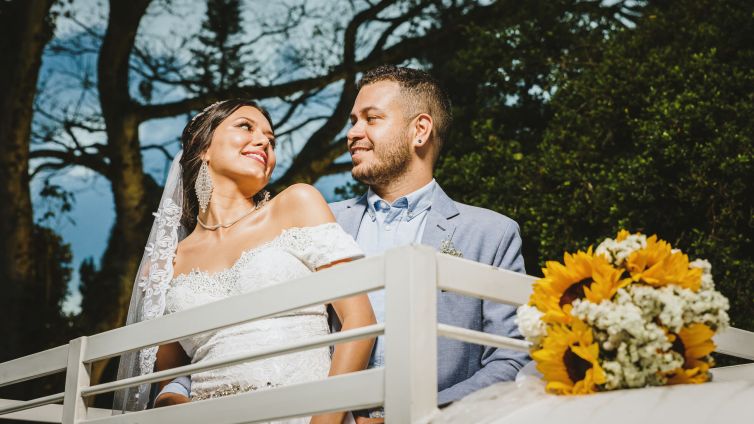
[385,225,392,231]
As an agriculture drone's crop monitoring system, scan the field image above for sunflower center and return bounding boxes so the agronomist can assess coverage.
[563,347,591,383]
[671,332,687,366]
[559,278,593,307]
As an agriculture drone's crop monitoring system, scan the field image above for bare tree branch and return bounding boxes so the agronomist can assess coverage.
[273,89,323,130]
[275,115,331,138]
[30,148,110,178]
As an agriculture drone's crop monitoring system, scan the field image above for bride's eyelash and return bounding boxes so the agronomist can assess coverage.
[238,122,253,131]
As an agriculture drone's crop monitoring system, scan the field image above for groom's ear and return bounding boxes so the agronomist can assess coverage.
[412,113,433,147]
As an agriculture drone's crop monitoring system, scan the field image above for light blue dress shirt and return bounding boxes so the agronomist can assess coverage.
[356,178,436,369]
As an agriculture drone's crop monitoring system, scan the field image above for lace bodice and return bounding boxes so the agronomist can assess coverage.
[163,223,362,417]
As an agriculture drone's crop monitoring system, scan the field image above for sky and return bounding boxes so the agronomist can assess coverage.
[34,0,361,314]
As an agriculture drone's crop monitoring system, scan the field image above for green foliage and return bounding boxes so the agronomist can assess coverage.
[433,0,754,330]
[0,225,75,399]
[17,226,75,354]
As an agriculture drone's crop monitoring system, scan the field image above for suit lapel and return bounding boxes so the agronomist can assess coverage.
[338,193,368,238]
[421,184,460,250]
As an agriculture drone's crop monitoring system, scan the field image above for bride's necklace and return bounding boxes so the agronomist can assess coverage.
[197,192,270,231]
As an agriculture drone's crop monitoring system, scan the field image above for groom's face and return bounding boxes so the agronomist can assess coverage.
[347,80,412,186]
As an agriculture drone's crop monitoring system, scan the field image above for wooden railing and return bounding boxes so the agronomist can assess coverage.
[1,246,752,423]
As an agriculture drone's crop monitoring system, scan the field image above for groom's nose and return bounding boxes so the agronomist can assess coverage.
[347,121,365,145]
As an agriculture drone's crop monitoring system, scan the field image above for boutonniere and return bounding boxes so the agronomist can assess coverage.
[440,237,463,258]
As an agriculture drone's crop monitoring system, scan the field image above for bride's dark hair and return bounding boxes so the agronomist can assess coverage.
[179,99,274,228]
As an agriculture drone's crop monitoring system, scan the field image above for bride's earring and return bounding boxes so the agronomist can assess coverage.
[195,159,213,214]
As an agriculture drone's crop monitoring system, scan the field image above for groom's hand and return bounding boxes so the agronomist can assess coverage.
[153,392,190,408]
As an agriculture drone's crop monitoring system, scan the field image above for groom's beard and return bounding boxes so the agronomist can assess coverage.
[351,133,412,188]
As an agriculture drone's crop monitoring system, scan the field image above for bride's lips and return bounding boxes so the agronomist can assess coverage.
[241,150,267,166]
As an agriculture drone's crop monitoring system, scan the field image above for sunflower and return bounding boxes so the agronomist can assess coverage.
[666,323,716,385]
[625,235,702,291]
[532,319,606,394]
[530,248,628,324]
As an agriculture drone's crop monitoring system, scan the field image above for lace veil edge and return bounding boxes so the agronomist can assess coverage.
[113,152,188,412]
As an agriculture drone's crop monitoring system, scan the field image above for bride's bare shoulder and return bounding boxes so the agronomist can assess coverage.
[273,183,326,204]
[269,184,334,228]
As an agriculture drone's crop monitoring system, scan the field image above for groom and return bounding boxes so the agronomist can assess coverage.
[332,65,528,421]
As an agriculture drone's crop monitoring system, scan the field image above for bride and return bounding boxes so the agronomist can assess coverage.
[115,99,376,424]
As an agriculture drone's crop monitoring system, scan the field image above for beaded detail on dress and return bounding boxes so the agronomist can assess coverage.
[190,382,281,401]
[163,223,362,407]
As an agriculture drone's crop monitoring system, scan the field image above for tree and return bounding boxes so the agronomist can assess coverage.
[0,0,58,362]
[435,0,754,331]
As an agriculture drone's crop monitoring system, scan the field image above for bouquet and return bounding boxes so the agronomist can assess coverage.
[516,230,730,395]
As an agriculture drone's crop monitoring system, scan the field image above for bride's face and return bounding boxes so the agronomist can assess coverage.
[204,106,276,193]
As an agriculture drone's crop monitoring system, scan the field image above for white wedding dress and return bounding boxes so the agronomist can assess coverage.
[163,223,363,422]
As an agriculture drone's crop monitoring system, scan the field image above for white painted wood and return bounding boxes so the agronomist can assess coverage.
[83,255,384,362]
[431,380,754,424]
[82,323,385,397]
[713,327,754,361]
[0,392,64,416]
[436,254,535,306]
[438,324,531,353]
[710,363,754,382]
[0,401,110,423]
[0,345,68,387]
[383,246,439,423]
[62,337,90,424]
[83,369,385,424]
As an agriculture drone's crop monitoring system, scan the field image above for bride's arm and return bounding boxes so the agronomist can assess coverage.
[153,342,191,407]
[314,260,376,424]
[322,261,376,376]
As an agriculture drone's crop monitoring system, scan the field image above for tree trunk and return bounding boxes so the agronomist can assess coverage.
[90,0,153,386]
[0,0,56,362]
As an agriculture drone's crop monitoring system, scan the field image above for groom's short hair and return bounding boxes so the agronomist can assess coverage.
[358,65,452,165]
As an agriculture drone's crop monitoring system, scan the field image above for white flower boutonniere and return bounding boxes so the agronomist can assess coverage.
[440,237,463,258]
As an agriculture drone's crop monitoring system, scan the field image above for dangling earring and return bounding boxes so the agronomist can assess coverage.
[195,160,213,214]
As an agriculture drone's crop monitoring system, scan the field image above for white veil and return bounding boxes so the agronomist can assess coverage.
[114,151,189,412]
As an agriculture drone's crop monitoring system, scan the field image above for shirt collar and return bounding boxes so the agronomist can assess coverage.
[366,179,436,221]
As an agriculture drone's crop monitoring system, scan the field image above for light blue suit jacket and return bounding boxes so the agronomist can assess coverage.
[329,183,530,404]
